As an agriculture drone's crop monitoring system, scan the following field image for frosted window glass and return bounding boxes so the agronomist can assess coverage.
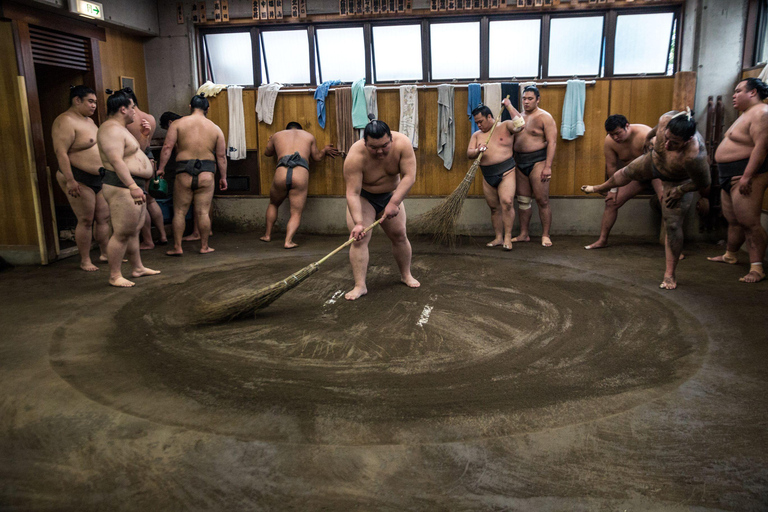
[316,27,366,83]
[548,17,604,77]
[614,13,675,75]
[372,25,423,82]
[261,30,311,84]
[205,32,254,86]
[430,22,480,80]
[489,19,541,78]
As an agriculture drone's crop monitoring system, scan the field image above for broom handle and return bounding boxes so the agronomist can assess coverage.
[315,217,384,266]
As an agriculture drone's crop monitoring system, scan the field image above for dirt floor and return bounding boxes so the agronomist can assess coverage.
[1,231,767,511]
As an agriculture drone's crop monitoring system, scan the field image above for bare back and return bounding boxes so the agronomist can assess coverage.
[715,103,768,163]
[52,110,103,173]
[514,108,555,153]
[269,129,317,163]
[174,114,222,161]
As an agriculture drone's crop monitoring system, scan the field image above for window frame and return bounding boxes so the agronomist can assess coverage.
[196,5,683,88]
[609,6,682,78]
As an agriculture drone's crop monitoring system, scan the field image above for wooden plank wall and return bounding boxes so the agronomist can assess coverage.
[207,77,676,198]
[0,21,40,248]
[99,28,149,111]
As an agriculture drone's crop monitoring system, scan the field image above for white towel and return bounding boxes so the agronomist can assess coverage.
[227,86,246,160]
[255,83,283,125]
[483,83,502,116]
[399,85,418,148]
[759,64,768,83]
[437,84,455,170]
[364,85,378,120]
[196,80,228,98]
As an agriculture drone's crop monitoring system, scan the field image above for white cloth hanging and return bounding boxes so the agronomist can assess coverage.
[227,86,246,160]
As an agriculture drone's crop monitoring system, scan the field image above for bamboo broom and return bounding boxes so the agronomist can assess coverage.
[411,99,509,246]
[193,218,384,324]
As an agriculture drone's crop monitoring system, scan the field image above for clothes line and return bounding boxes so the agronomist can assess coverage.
[275,80,597,93]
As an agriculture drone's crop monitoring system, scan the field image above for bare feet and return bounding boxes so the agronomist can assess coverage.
[109,276,135,288]
[401,276,421,288]
[659,276,677,290]
[166,248,183,257]
[502,244,512,251]
[345,286,368,301]
[200,247,215,254]
[585,240,607,250]
[132,268,161,278]
[284,242,298,249]
[156,239,168,246]
[707,254,738,264]
[80,261,99,272]
[679,253,685,261]
[182,233,201,241]
[739,270,765,283]
[260,235,271,242]
[98,254,109,262]
[511,235,530,243]
[486,238,503,247]
[140,242,155,250]
[541,236,553,247]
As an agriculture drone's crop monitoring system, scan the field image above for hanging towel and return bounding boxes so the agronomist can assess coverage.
[227,86,246,160]
[255,83,283,125]
[483,83,502,116]
[561,79,586,140]
[364,85,378,120]
[196,80,228,98]
[399,85,418,148]
[335,87,355,155]
[314,80,340,129]
[467,83,482,133]
[352,78,369,129]
[759,64,768,83]
[500,82,520,121]
[437,84,455,170]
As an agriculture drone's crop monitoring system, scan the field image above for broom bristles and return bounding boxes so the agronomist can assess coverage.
[194,263,319,324]
[411,160,480,246]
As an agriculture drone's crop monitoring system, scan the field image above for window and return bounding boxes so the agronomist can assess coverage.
[372,24,423,82]
[756,0,768,65]
[548,16,604,77]
[260,29,311,84]
[316,27,366,83]
[430,21,480,80]
[614,13,675,75]
[489,19,540,78]
[204,32,254,86]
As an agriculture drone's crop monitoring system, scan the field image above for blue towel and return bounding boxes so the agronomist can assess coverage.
[467,83,482,133]
[561,79,586,140]
[351,78,368,129]
[314,80,341,129]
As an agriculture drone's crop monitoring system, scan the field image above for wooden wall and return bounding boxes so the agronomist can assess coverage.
[0,21,40,249]
[206,77,677,198]
[99,28,149,111]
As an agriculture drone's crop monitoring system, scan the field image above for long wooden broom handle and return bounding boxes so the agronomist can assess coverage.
[315,217,384,266]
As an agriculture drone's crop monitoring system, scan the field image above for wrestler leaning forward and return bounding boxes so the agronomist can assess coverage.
[158,94,228,256]
[582,109,711,290]
[467,99,526,251]
[97,89,160,287]
[343,117,420,301]
[52,85,110,271]
[512,85,558,247]
[584,114,662,250]
[709,77,768,283]
[260,121,340,249]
